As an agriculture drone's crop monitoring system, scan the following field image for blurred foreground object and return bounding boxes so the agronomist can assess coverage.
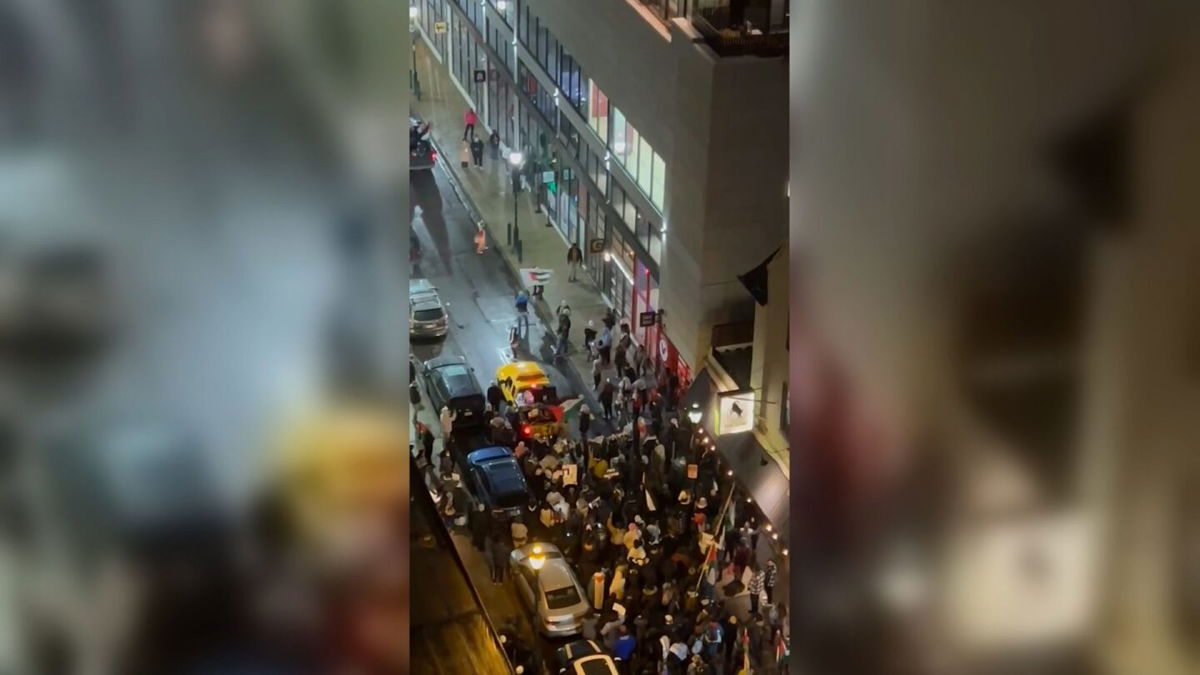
[792,2,1200,673]
[0,0,410,671]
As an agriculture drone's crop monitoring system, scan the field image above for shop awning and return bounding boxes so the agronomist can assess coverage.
[681,369,790,541]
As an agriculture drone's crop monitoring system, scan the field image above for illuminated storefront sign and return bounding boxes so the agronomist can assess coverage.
[717,391,756,435]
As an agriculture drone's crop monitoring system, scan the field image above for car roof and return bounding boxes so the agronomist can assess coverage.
[497,361,547,381]
[561,640,602,661]
[536,557,577,590]
[466,446,514,464]
[411,296,443,311]
[573,655,618,675]
[435,364,481,397]
[423,354,468,370]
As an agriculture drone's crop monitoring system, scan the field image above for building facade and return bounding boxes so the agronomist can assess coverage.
[412,0,788,387]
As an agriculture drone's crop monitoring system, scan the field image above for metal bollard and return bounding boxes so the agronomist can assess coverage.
[506,222,513,246]
[515,239,523,264]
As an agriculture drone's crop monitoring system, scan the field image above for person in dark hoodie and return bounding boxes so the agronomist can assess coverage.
[468,502,490,552]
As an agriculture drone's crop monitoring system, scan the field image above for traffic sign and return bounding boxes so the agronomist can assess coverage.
[639,311,657,328]
[473,69,486,83]
[433,21,447,34]
[589,238,605,253]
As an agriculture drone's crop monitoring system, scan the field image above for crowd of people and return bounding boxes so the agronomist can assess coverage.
[413,321,790,673]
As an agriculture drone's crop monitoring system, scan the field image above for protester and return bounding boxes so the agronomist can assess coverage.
[567,241,583,281]
[418,361,790,675]
[439,405,457,437]
[468,502,490,552]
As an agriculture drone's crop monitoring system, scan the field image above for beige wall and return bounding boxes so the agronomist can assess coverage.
[749,249,790,467]
[1093,21,1200,672]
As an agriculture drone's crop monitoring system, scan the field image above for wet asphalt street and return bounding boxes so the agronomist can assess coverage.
[409,162,604,673]
[408,164,594,411]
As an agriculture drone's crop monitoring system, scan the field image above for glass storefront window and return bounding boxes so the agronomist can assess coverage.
[637,136,653,196]
[651,152,666,211]
[611,107,628,163]
[588,81,609,143]
[648,227,663,264]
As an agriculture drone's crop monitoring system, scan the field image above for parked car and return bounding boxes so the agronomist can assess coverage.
[555,640,619,675]
[409,278,448,339]
[420,355,485,430]
[410,117,436,171]
[464,447,531,519]
[510,542,591,637]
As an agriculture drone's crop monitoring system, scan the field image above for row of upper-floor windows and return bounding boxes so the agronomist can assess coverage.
[514,2,667,215]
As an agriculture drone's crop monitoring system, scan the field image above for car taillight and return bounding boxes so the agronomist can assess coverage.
[430,151,437,162]
[522,425,532,436]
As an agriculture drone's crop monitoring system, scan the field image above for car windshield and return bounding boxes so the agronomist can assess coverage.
[544,584,581,610]
[493,488,526,509]
[579,660,614,675]
[484,463,526,508]
[414,308,444,322]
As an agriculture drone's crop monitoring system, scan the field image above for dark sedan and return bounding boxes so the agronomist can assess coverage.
[420,354,485,431]
[464,446,531,519]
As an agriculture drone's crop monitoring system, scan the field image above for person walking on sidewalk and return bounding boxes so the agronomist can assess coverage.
[584,320,597,353]
[471,134,485,167]
[469,502,490,552]
[490,532,512,584]
[555,320,570,359]
[463,107,478,140]
[599,379,615,420]
[597,325,612,366]
[592,356,603,391]
[459,139,470,168]
[747,560,765,616]
[567,242,583,281]
[514,289,530,336]
[489,129,501,161]
[557,302,571,338]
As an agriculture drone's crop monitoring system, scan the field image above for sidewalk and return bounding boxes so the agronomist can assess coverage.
[412,41,617,408]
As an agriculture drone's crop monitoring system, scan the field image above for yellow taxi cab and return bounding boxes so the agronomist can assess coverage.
[496,361,558,406]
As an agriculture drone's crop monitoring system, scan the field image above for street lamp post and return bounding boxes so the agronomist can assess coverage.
[686,402,703,460]
[509,150,525,263]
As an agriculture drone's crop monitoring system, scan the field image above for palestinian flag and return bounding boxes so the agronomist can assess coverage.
[558,395,584,430]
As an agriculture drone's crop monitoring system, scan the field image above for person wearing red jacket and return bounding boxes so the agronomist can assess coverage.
[463,108,478,139]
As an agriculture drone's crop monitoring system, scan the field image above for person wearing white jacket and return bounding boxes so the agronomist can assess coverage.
[439,406,456,437]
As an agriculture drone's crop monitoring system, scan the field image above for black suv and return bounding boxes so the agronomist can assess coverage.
[420,355,485,430]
